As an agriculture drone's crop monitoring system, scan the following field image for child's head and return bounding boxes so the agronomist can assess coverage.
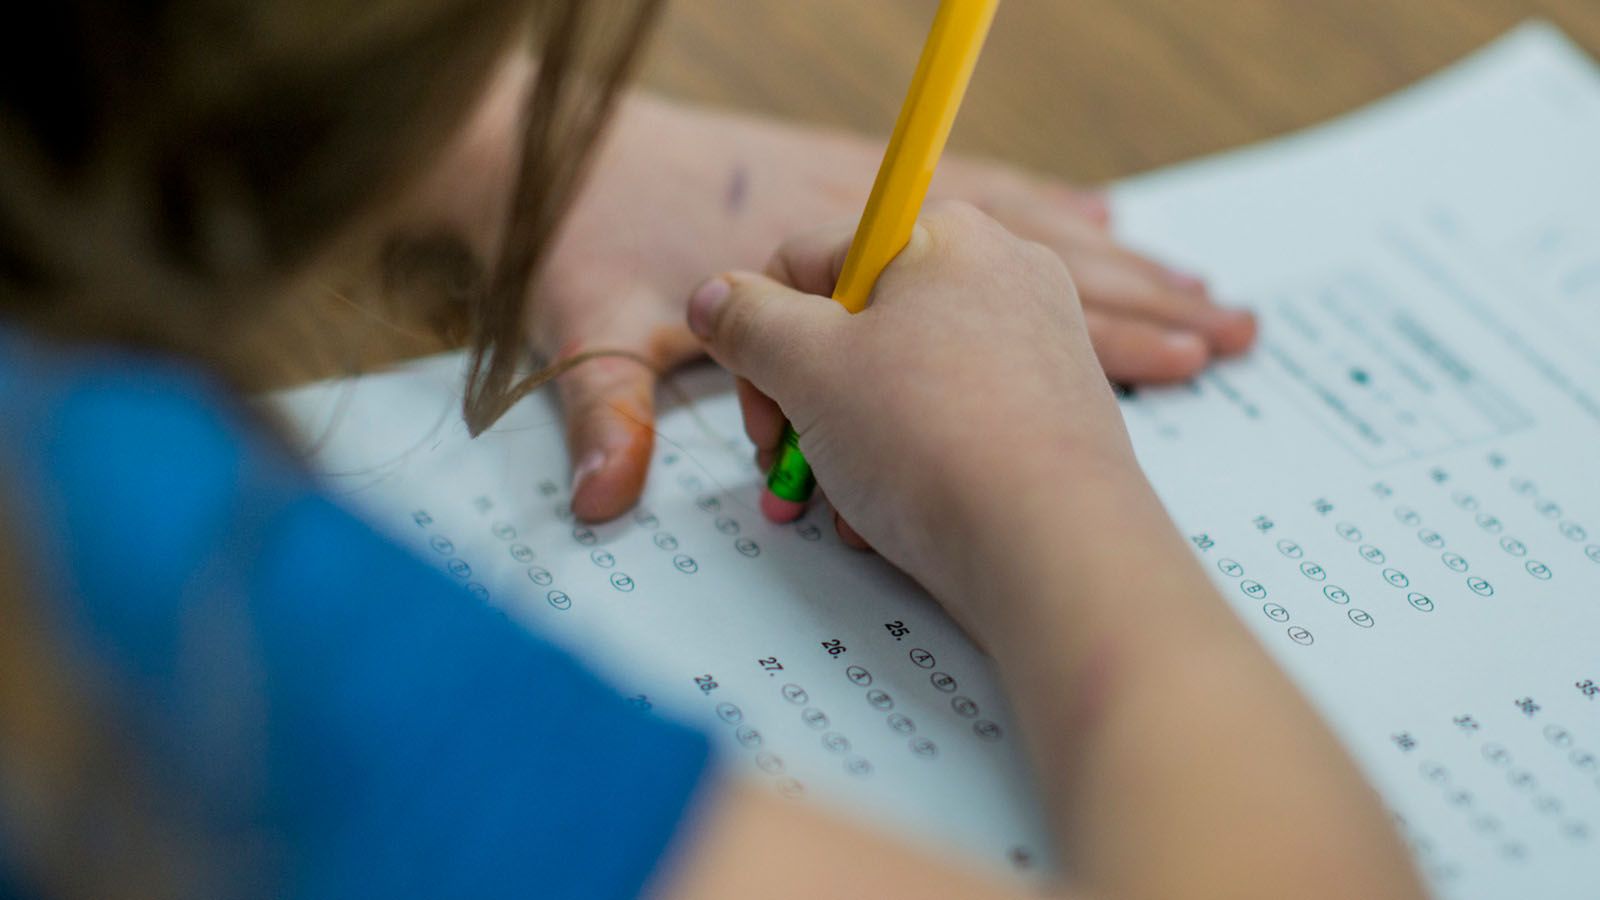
[0,3,657,897]
[0,0,658,421]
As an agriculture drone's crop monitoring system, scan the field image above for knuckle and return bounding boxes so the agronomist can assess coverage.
[924,198,990,232]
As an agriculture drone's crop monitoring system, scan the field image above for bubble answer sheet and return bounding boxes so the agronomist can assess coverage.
[270,22,1599,898]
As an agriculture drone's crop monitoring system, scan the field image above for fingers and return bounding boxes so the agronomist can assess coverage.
[558,355,658,523]
[1084,310,1211,384]
[1071,248,1257,358]
[982,194,1257,366]
[737,377,786,453]
[834,513,871,551]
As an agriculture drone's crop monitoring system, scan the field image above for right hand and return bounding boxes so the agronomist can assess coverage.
[687,202,1150,604]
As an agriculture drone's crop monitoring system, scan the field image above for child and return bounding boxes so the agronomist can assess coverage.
[0,2,1421,899]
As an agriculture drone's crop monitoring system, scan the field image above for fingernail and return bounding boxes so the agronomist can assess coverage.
[1164,267,1208,293]
[571,450,606,493]
[1163,331,1207,359]
[687,277,731,338]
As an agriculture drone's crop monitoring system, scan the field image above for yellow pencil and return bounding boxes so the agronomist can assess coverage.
[762,0,1000,522]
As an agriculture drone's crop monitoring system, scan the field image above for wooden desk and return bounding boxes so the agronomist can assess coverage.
[641,0,1600,183]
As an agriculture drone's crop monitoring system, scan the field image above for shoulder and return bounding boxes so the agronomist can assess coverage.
[0,332,295,610]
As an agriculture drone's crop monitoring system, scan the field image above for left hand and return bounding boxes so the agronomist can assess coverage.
[532,94,1256,522]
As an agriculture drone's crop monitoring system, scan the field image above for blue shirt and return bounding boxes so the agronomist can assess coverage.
[0,332,711,899]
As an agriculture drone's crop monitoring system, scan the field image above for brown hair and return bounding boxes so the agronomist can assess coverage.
[0,0,659,896]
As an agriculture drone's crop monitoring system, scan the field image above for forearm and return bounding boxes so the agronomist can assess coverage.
[967,468,1424,899]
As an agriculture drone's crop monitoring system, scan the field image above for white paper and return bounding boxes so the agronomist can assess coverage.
[269,22,1598,897]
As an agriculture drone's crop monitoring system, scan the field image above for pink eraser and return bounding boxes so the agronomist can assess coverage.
[760,490,807,524]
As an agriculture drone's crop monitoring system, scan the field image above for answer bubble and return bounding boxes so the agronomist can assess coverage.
[950,696,980,718]
[672,554,699,574]
[572,525,597,545]
[609,572,635,592]
[546,590,571,610]
[1477,513,1503,533]
[973,720,1004,741]
[1441,552,1468,572]
[910,737,939,758]
[1277,539,1304,559]
[428,535,454,555]
[1300,562,1327,581]
[795,522,823,541]
[908,648,936,668]
[1324,585,1351,605]
[509,543,535,563]
[653,532,678,551]
[755,752,784,774]
[1360,544,1387,564]
[735,538,761,557]
[821,732,851,754]
[1336,522,1363,542]
[801,707,829,730]
[1263,603,1290,623]
[1382,568,1409,588]
[715,702,743,724]
[633,509,659,529]
[1287,626,1315,645]
[1541,725,1574,748]
[1526,560,1552,580]
[1407,592,1434,612]
[887,713,916,734]
[844,756,874,777]
[1467,576,1494,596]
[1240,580,1268,600]
[1418,529,1445,549]
[491,521,516,540]
[715,516,740,535]
[735,726,762,748]
[1348,608,1375,628]
[866,689,894,711]
[527,566,554,586]
[930,671,958,693]
[1217,558,1245,577]
[446,558,471,579]
[846,665,873,687]
[590,549,616,568]
[780,683,809,705]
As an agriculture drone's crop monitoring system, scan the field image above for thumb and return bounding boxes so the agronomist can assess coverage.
[686,272,845,399]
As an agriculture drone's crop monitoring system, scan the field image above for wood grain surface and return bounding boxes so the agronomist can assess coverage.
[641,0,1600,183]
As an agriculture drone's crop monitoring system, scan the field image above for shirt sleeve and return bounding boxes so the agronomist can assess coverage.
[7,359,713,900]
[254,497,713,900]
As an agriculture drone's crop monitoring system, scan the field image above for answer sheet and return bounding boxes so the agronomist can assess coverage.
[271,22,1598,898]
